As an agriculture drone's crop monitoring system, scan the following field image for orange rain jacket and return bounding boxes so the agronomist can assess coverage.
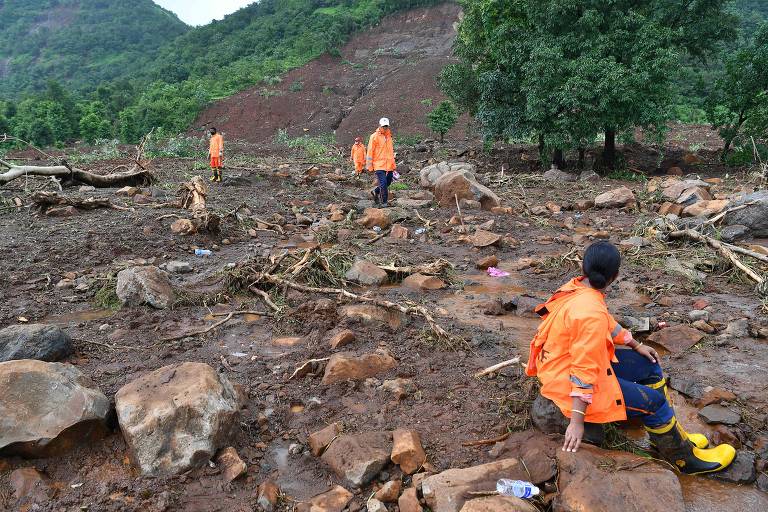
[209,133,224,159]
[366,128,395,172]
[526,277,632,424]
[351,142,366,172]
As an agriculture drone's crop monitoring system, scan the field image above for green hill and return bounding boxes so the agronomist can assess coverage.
[0,0,188,97]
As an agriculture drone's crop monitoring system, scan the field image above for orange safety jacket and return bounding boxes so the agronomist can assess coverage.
[366,128,395,172]
[351,142,366,171]
[209,133,224,158]
[526,277,632,424]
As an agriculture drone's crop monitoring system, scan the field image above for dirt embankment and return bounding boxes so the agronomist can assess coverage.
[192,2,466,145]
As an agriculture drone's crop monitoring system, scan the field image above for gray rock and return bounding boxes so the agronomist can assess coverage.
[688,310,710,323]
[116,266,174,309]
[165,261,192,274]
[396,199,432,209]
[543,167,578,182]
[0,324,72,362]
[579,170,600,182]
[115,362,239,475]
[321,432,393,487]
[698,404,741,425]
[724,318,750,338]
[530,395,604,445]
[345,260,388,287]
[419,161,476,188]
[712,451,756,484]
[757,473,768,493]
[725,190,768,236]
[720,224,749,243]
[668,377,705,399]
[367,498,387,512]
[0,360,110,457]
[620,316,651,333]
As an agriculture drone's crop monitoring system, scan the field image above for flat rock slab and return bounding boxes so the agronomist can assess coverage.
[594,186,636,208]
[460,496,537,512]
[487,430,558,484]
[422,459,528,512]
[322,350,397,385]
[0,360,110,457]
[321,432,393,487]
[0,324,73,362]
[698,404,741,425]
[345,260,388,286]
[115,362,239,475]
[647,324,704,353]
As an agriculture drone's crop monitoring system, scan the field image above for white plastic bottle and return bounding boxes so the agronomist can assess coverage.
[496,479,540,499]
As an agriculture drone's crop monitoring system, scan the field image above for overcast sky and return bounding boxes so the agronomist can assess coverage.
[154,0,254,26]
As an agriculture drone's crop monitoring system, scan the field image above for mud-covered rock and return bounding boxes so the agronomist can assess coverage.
[698,404,741,425]
[594,187,636,208]
[555,444,685,512]
[0,323,72,362]
[309,423,341,456]
[487,430,558,484]
[345,260,388,286]
[0,360,110,457]
[543,167,577,182]
[422,459,528,512]
[460,496,537,512]
[433,170,501,211]
[297,485,353,512]
[116,265,174,309]
[340,305,407,331]
[10,467,51,502]
[321,431,393,487]
[391,429,426,475]
[115,362,239,475]
[647,324,704,353]
[403,273,445,291]
[322,350,397,385]
[328,329,356,349]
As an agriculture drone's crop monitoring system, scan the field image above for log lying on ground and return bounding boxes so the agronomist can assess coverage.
[30,191,131,212]
[0,163,153,188]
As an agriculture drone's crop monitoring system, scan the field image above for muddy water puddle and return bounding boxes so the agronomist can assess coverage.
[44,308,115,324]
[263,443,328,501]
[680,474,768,511]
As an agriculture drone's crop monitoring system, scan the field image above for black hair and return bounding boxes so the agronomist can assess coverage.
[582,241,621,289]
[210,127,217,134]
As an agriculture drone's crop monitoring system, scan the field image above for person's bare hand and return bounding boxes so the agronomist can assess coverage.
[635,344,659,363]
[562,419,584,452]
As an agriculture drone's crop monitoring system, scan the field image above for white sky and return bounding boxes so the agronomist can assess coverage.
[154,0,255,26]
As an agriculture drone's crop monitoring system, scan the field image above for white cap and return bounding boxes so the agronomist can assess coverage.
[379,117,390,127]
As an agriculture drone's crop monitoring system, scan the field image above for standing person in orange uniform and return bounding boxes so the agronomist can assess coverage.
[350,137,366,176]
[208,127,224,182]
[526,241,735,475]
[366,117,396,207]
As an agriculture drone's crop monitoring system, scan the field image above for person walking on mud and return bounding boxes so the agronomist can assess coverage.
[351,137,366,177]
[208,127,224,182]
[366,117,396,207]
[526,241,736,475]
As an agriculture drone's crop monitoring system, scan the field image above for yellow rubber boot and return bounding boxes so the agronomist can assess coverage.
[647,378,708,448]
[646,419,735,475]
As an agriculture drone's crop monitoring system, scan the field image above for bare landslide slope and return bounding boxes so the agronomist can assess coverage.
[192,3,465,144]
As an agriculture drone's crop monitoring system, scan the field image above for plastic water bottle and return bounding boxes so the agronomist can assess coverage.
[373,226,382,233]
[496,479,540,499]
[195,249,212,257]
[415,228,426,235]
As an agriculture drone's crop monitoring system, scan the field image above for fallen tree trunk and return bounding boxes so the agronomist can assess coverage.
[0,164,153,188]
[669,229,765,284]
[30,191,131,212]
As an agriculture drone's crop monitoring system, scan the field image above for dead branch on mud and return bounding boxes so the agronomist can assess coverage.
[461,432,512,447]
[289,357,331,380]
[474,357,522,378]
[171,177,221,234]
[161,310,270,342]
[0,165,153,188]
[378,258,453,276]
[669,229,765,284]
[30,191,132,212]
[261,274,464,348]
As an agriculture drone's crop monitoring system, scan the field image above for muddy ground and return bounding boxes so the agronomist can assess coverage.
[0,133,767,511]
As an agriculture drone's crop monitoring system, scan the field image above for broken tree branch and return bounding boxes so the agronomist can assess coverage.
[249,286,282,312]
[474,357,522,378]
[0,165,153,188]
[30,191,132,212]
[669,229,764,284]
[461,432,511,447]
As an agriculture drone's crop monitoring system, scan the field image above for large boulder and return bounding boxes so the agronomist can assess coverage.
[594,187,636,208]
[321,431,393,487]
[115,362,239,475]
[420,162,476,188]
[0,324,73,362]
[422,459,529,512]
[724,190,768,236]
[555,444,684,512]
[0,360,110,457]
[116,265,174,309]
[433,171,501,211]
[321,350,397,385]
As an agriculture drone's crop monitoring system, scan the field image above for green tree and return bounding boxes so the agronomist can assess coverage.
[444,0,736,170]
[427,101,459,142]
[79,101,113,143]
[708,24,768,159]
[13,99,70,146]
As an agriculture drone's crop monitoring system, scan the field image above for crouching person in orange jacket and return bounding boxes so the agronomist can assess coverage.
[526,241,735,475]
[351,137,366,176]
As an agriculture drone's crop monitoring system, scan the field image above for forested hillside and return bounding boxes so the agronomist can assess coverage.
[0,0,188,97]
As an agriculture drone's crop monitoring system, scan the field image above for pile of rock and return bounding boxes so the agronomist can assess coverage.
[649,177,729,219]
[419,161,501,211]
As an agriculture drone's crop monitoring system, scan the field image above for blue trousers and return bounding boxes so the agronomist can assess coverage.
[612,349,674,428]
[375,170,394,204]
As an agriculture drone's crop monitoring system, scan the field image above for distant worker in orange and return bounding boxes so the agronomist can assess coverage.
[366,117,396,207]
[209,127,224,182]
[351,137,366,176]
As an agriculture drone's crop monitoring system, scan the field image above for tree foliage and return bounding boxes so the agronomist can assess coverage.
[427,101,459,142]
[443,0,736,169]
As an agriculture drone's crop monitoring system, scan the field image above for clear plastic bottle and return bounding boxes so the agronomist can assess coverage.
[194,249,212,257]
[496,479,540,499]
